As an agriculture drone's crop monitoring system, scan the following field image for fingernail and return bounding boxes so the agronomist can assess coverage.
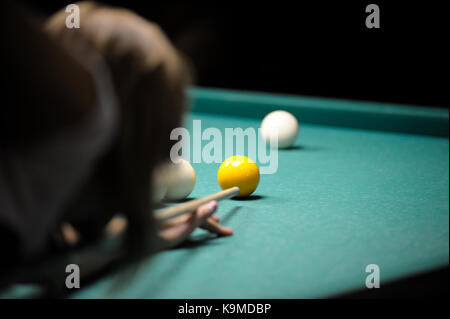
[208,201,218,212]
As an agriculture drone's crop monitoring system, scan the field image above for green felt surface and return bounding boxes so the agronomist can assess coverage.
[72,108,449,298]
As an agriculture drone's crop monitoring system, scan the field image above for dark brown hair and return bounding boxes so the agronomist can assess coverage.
[45,2,191,270]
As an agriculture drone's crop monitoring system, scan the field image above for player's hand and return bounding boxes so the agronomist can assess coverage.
[57,201,232,251]
[156,201,233,250]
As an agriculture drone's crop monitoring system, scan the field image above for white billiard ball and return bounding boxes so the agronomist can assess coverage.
[164,159,196,201]
[261,110,299,149]
[151,166,168,203]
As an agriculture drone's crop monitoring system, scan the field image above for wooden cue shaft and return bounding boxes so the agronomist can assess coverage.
[154,186,240,222]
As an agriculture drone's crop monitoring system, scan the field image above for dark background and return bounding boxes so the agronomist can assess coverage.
[29,1,448,107]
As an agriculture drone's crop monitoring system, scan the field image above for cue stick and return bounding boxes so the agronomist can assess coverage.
[154,186,240,222]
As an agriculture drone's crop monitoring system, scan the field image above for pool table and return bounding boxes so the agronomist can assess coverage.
[3,87,447,299]
[69,87,449,298]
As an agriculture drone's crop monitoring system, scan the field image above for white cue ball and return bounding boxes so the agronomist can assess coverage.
[164,159,196,201]
[151,166,168,203]
[261,110,299,149]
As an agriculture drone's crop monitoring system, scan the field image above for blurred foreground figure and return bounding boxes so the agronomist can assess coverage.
[0,1,230,295]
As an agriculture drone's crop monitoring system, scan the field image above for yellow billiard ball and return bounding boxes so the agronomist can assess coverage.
[217,155,260,197]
